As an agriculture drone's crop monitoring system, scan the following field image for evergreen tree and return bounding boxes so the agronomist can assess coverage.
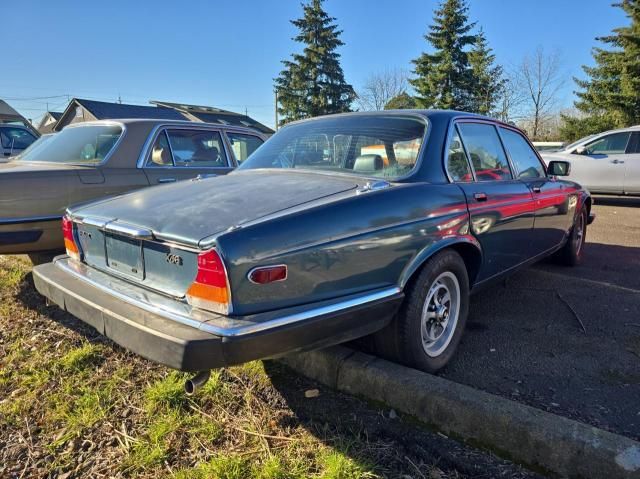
[274,0,356,126]
[410,0,476,110]
[561,0,640,140]
[468,28,505,115]
[384,92,418,110]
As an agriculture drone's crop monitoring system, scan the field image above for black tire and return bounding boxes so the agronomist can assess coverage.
[556,206,587,267]
[373,249,470,373]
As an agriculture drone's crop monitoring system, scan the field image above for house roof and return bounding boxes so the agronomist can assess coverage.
[74,98,186,121]
[150,100,274,134]
[37,111,64,134]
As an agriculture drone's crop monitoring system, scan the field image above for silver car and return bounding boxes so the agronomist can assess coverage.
[542,126,640,195]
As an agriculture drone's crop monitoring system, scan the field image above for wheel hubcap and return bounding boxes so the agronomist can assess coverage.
[421,272,461,357]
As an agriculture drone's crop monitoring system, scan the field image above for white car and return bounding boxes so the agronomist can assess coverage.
[542,126,640,195]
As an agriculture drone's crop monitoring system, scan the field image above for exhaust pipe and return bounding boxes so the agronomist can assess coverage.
[184,371,211,395]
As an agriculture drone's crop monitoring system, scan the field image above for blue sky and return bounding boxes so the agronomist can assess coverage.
[2,1,627,128]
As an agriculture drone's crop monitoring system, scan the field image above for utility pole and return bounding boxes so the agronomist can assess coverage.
[274,90,279,131]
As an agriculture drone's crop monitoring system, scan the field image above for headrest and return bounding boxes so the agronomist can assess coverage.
[353,154,383,172]
[152,147,171,166]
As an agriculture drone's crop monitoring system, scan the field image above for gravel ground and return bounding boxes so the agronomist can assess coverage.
[440,197,640,440]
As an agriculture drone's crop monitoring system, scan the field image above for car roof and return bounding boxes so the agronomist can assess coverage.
[63,118,267,135]
[283,109,518,131]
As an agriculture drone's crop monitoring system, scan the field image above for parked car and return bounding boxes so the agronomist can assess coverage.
[542,126,640,195]
[1,133,55,163]
[0,124,39,159]
[531,141,566,153]
[0,119,267,262]
[33,111,593,389]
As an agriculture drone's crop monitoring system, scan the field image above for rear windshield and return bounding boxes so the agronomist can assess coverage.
[238,115,427,178]
[17,124,123,164]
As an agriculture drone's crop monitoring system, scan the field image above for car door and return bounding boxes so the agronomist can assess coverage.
[568,131,631,193]
[142,127,234,184]
[499,126,574,254]
[623,132,640,194]
[449,121,535,281]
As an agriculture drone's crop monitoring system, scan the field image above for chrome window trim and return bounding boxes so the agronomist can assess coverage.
[137,124,236,169]
[54,257,400,337]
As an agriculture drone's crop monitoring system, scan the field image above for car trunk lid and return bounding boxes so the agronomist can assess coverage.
[71,170,361,299]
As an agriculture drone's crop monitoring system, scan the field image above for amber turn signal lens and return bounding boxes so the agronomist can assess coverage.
[61,216,80,261]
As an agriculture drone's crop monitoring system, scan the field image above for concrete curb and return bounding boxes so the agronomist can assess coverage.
[279,346,640,479]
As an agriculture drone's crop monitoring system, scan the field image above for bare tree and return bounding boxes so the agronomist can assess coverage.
[494,74,526,123]
[517,47,564,140]
[357,69,410,111]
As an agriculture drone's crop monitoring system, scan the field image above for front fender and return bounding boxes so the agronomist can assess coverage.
[398,235,483,289]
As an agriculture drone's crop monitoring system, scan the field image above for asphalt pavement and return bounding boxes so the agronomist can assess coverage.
[440,196,640,440]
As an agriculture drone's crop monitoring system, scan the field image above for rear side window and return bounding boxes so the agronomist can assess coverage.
[226,132,264,164]
[500,128,545,179]
[457,123,512,181]
[584,132,630,155]
[17,124,121,164]
[166,129,228,167]
[446,128,473,182]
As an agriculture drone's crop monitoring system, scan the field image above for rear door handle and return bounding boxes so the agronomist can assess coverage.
[158,178,176,183]
[532,186,541,193]
[473,192,488,202]
[612,159,625,164]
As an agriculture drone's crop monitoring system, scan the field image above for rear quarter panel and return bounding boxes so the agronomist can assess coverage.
[217,183,474,315]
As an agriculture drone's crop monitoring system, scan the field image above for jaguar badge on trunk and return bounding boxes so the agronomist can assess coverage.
[166,253,183,266]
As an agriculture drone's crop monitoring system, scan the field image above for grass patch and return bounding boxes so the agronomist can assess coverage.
[58,343,102,371]
[145,371,189,412]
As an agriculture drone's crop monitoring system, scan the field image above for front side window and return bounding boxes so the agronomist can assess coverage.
[584,132,630,155]
[446,128,473,182]
[500,128,545,179]
[238,116,426,179]
[166,129,228,167]
[17,124,122,164]
[457,123,512,181]
[226,132,264,164]
[0,127,37,150]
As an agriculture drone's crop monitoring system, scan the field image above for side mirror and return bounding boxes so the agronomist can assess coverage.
[547,160,571,177]
[574,145,587,155]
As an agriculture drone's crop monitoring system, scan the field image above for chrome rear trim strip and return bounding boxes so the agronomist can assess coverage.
[54,257,400,338]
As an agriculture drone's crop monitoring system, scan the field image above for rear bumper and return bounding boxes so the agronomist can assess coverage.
[33,257,403,371]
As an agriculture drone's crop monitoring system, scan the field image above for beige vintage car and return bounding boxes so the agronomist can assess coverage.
[0,119,267,262]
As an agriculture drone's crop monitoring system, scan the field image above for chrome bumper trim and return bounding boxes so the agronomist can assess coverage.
[54,257,401,338]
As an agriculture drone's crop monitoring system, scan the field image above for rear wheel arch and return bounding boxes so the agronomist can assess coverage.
[400,239,482,291]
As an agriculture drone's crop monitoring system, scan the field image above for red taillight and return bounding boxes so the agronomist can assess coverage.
[186,249,230,314]
[248,265,287,284]
[62,216,80,260]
